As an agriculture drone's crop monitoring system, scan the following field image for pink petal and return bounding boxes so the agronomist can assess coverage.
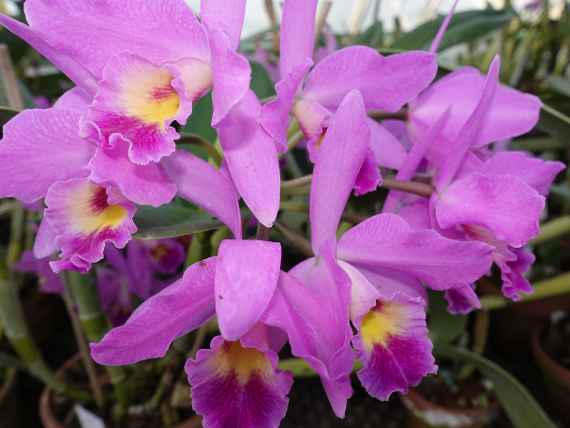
[200,0,246,51]
[368,119,407,170]
[215,240,281,341]
[0,108,94,203]
[436,173,545,247]
[444,285,481,315]
[304,48,437,112]
[310,90,370,254]
[33,216,58,259]
[279,0,318,76]
[90,257,217,365]
[337,213,493,290]
[162,150,242,238]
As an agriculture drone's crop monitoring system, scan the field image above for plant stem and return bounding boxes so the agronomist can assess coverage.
[275,222,313,257]
[369,109,408,121]
[481,272,570,311]
[256,223,271,241]
[67,271,129,414]
[0,267,90,402]
[62,276,104,408]
[531,216,570,245]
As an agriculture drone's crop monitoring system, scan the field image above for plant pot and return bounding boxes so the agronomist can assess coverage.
[40,354,201,428]
[401,384,499,428]
[531,327,570,425]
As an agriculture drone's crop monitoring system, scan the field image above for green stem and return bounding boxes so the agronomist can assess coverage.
[0,268,89,402]
[531,216,570,245]
[481,272,570,311]
[67,271,129,414]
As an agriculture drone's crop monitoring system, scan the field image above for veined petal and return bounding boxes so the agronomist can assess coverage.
[279,0,318,76]
[53,87,92,111]
[91,257,217,365]
[495,246,535,301]
[186,336,292,428]
[81,53,189,165]
[217,91,280,227]
[354,296,436,400]
[215,240,281,341]
[162,150,243,238]
[89,143,177,207]
[292,97,330,141]
[480,151,565,196]
[0,14,97,93]
[354,149,382,196]
[310,90,370,254]
[200,0,246,51]
[33,216,58,259]
[24,0,210,79]
[0,108,94,203]
[436,173,545,247]
[44,179,137,273]
[304,48,437,112]
[337,213,493,290]
[444,284,481,315]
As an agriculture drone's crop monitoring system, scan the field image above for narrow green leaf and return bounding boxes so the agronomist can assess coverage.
[537,104,570,143]
[134,205,222,240]
[392,8,515,51]
[435,345,557,428]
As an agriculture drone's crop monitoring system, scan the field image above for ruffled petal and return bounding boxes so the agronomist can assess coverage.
[90,257,217,365]
[24,0,210,79]
[337,213,493,290]
[216,91,280,227]
[436,173,545,247]
[495,246,535,301]
[310,90,370,254]
[304,48,437,112]
[44,179,137,273]
[161,150,243,238]
[215,240,281,341]
[354,296,436,400]
[0,108,94,203]
[444,285,481,315]
[81,53,188,165]
[186,336,292,428]
[89,143,177,207]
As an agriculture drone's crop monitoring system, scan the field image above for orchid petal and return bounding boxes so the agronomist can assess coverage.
[89,143,177,208]
[310,90,370,254]
[24,0,210,79]
[368,119,407,170]
[91,257,217,365]
[444,285,481,315]
[200,0,246,51]
[0,108,94,203]
[186,336,292,428]
[436,173,545,247]
[217,91,280,227]
[215,240,281,341]
[304,48,437,112]
[33,216,58,259]
[279,0,318,76]
[354,149,382,196]
[162,150,243,239]
[337,213,493,290]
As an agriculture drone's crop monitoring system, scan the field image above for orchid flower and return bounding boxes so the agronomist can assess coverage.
[0,0,250,208]
[261,0,438,194]
[262,90,494,416]
[0,92,137,273]
[16,251,64,294]
[390,57,565,313]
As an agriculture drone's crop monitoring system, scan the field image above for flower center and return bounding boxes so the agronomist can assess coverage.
[214,341,271,384]
[360,301,405,351]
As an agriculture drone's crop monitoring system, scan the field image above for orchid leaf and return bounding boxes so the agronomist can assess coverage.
[181,94,216,143]
[428,292,466,344]
[250,60,275,99]
[0,105,18,125]
[538,104,570,143]
[392,8,515,51]
[435,345,557,428]
[134,205,222,240]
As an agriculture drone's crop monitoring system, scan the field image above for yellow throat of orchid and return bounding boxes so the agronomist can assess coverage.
[214,341,271,384]
[360,302,406,351]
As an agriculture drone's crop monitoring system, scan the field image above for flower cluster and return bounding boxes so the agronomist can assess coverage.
[0,0,565,427]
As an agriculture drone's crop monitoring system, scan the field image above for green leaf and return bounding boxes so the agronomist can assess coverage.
[0,106,19,125]
[250,60,275,100]
[181,94,216,143]
[435,345,557,428]
[392,8,515,51]
[134,205,222,240]
[537,104,570,143]
[428,292,466,344]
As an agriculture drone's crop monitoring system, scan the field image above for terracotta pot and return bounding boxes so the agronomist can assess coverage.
[401,387,499,428]
[40,354,201,428]
[532,327,570,425]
